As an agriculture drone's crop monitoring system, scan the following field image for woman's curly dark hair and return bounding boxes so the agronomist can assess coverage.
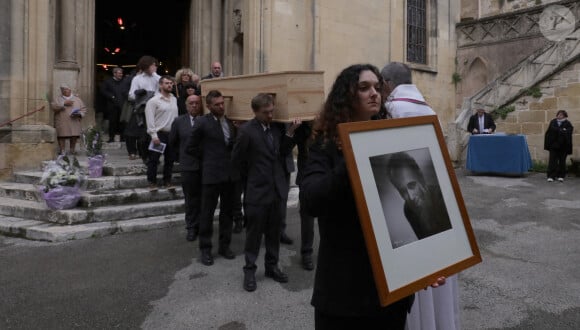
[312,64,385,145]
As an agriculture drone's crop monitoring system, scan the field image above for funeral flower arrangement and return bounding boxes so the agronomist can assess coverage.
[82,126,104,157]
[38,155,85,210]
[82,126,106,177]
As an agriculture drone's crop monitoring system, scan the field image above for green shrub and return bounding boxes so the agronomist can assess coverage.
[491,105,515,120]
[522,86,542,98]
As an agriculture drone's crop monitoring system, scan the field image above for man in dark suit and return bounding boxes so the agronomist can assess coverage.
[467,108,496,134]
[169,94,203,242]
[232,93,301,292]
[100,67,126,142]
[187,90,239,266]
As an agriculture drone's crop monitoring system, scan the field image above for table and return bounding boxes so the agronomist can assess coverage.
[466,134,532,175]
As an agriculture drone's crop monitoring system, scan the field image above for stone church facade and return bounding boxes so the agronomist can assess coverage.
[0,0,460,178]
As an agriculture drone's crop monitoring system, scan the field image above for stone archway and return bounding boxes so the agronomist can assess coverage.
[463,57,489,97]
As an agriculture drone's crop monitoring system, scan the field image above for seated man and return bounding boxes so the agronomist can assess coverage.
[467,108,496,134]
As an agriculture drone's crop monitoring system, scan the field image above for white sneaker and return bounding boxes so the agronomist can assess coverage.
[547,178,554,182]
[557,177,564,182]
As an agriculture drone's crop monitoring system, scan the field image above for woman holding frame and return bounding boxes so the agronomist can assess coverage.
[300,64,445,329]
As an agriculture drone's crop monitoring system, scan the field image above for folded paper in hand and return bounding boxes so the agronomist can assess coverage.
[70,108,81,117]
[148,141,166,153]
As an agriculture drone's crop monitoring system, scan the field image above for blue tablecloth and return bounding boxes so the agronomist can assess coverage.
[466,134,532,175]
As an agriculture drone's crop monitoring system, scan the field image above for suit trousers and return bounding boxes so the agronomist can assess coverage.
[108,105,124,139]
[199,181,235,252]
[146,131,173,184]
[181,170,201,232]
[243,200,283,271]
[547,149,568,178]
[231,180,244,222]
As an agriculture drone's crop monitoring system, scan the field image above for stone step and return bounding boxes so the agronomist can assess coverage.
[0,214,183,242]
[0,182,43,202]
[0,196,185,225]
[13,171,182,190]
[39,158,185,177]
[0,186,300,242]
[80,186,184,207]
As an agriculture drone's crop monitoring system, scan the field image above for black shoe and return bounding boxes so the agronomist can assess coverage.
[233,220,243,234]
[280,232,294,245]
[148,183,158,193]
[186,230,198,242]
[200,250,214,266]
[301,255,314,271]
[265,267,289,283]
[218,247,235,260]
[243,270,257,292]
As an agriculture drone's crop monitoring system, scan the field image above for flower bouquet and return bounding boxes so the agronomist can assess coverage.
[82,126,106,178]
[38,155,85,210]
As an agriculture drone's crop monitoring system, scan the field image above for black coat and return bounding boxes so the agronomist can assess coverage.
[544,118,574,154]
[232,119,295,205]
[300,137,414,317]
[100,77,126,115]
[467,113,496,134]
[124,91,154,138]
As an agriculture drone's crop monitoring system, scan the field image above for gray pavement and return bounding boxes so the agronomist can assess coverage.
[0,170,579,329]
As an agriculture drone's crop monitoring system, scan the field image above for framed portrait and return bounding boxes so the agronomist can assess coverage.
[337,115,481,307]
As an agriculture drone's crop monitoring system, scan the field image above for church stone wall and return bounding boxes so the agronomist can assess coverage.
[462,0,562,19]
[258,0,460,134]
[492,59,580,163]
[0,0,95,178]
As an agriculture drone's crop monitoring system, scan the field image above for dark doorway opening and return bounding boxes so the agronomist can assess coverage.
[95,0,191,77]
[94,0,190,117]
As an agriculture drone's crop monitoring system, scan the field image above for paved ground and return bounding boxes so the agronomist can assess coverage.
[0,169,579,329]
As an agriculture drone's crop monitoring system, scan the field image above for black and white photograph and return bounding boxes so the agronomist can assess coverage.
[370,148,452,249]
[337,116,481,306]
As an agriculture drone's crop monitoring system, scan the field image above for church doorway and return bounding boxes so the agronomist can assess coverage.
[94,0,191,89]
[95,0,191,74]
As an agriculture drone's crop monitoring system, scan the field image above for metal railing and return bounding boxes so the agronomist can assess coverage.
[0,106,46,128]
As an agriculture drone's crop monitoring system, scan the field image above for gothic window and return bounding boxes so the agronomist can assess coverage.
[407,0,427,64]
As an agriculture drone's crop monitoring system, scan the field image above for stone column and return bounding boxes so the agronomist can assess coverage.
[210,0,223,65]
[55,0,78,69]
[53,0,79,121]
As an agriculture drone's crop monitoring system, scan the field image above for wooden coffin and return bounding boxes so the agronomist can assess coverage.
[199,71,324,122]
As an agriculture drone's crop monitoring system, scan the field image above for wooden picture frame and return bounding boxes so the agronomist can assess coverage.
[337,115,481,307]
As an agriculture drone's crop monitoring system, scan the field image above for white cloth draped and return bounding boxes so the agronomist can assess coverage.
[386,84,461,330]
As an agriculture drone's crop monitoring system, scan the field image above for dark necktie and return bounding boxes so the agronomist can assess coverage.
[265,127,274,150]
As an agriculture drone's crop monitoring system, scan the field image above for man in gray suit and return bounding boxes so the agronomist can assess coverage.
[187,90,239,266]
[232,93,301,292]
[169,94,203,242]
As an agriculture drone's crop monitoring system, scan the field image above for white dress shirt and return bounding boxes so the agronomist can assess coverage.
[145,92,178,139]
[128,72,161,100]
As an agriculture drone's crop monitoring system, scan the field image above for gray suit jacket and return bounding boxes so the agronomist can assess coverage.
[169,114,200,172]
